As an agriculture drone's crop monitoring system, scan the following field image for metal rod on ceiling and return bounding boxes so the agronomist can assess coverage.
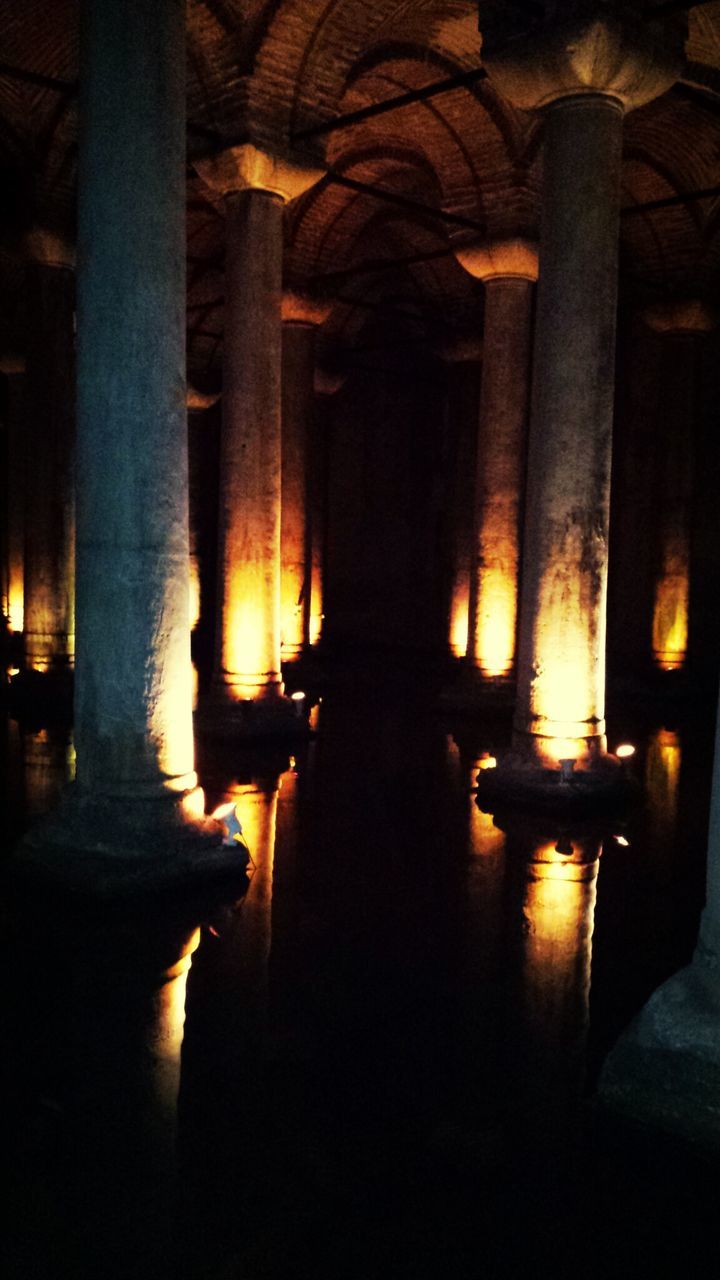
[0,60,76,94]
[622,182,720,214]
[325,170,485,232]
[292,67,488,143]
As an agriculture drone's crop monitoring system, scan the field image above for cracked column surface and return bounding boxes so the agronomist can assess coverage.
[18,0,243,890]
[484,4,685,774]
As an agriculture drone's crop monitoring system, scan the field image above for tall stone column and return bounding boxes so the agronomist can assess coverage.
[435,335,482,664]
[482,6,684,786]
[455,240,537,683]
[194,147,323,730]
[19,0,236,889]
[22,230,76,677]
[0,361,25,640]
[280,292,329,663]
[642,300,717,675]
[311,366,347,651]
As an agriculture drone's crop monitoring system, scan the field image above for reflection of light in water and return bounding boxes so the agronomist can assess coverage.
[216,779,278,955]
[645,728,681,868]
[155,928,201,1116]
[652,554,689,672]
[520,840,600,1044]
[23,728,75,817]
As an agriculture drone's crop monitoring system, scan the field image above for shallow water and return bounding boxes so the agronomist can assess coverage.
[1,677,718,1278]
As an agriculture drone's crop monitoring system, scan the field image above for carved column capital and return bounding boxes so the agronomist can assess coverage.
[195,142,325,204]
[483,7,685,114]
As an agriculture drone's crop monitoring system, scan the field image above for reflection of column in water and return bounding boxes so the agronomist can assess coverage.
[213,777,279,1041]
[11,909,200,1280]
[22,726,75,820]
[644,728,681,878]
[72,925,199,1279]
[505,827,602,1154]
[268,763,302,1054]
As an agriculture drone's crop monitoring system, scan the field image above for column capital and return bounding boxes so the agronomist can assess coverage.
[195,142,325,203]
[23,226,76,270]
[456,237,539,283]
[642,298,719,336]
[281,289,332,327]
[482,7,685,114]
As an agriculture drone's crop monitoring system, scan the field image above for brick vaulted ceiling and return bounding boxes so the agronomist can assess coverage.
[1,1,720,375]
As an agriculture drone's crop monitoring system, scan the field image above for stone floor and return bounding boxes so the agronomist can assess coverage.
[1,665,719,1278]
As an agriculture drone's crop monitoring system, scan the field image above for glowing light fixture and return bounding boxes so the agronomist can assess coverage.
[616,744,635,760]
[614,834,630,848]
[477,754,497,771]
[211,801,248,850]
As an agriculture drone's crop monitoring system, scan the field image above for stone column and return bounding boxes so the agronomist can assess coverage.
[455,240,537,683]
[483,7,684,786]
[435,335,483,664]
[20,0,236,889]
[642,300,717,674]
[312,365,347,652]
[280,292,329,663]
[0,361,25,640]
[194,146,323,730]
[22,229,76,678]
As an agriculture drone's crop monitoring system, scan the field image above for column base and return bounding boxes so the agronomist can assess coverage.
[600,960,720,1150]
[11,784,248,899]
[476,748,637,815]
[195,688,310,740]
[438,663,515,713]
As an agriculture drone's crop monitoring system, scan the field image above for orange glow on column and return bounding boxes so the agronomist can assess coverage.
[652,558,689,671]
[280,567,304,660]
[474,566,517,677]
[517,569,608,767]
[521,843,599,1021]
[7,584,23,634]
[449,575,470,658]
[188,556,201,630]
[222,564,283,700]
